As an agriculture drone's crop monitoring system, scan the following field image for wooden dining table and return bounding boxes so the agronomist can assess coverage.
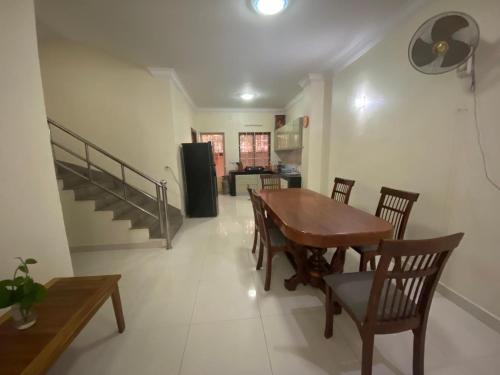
[259,188,393,292]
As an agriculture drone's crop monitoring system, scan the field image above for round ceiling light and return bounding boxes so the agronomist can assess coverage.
[240,92,256,101]
[252,0,289,16]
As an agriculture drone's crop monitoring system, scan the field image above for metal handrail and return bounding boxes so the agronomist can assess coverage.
[48,118,161,186]
[48,118,171,249]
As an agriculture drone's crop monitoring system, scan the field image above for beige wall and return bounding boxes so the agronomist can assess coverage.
[38,39,194,247]
[0,0,73,285]
[58,183,150,247]
[327,0,500,317]
[38,38,188,210]
[194,111,278,172]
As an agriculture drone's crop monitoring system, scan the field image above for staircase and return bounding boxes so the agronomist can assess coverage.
[48,119,183,249]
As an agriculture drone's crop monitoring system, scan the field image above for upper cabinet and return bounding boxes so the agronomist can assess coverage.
[274,117,303,151]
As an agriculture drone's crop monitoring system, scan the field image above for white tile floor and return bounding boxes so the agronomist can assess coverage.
[49,195,500,375]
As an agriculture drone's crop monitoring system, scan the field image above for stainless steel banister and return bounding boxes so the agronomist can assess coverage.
[48,118,172,249]
[47,118,161,187]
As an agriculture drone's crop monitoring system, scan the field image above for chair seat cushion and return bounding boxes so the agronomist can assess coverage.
[269,226,287,247]
[351,244,378,253]
[324,272,413,323]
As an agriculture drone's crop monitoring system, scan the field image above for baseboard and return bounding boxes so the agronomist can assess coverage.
[70,239,166,253]
[437,282,500,333]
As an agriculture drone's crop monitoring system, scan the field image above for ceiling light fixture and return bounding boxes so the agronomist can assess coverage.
[240,92,256,101]
[252,0,288,16]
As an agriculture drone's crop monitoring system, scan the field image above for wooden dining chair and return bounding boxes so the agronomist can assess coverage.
[247,187,260,254]
[250,189,290,291]
[260,174,281,190]
[324,233,464,375]
[353,187,419,271]
[331,177,356,204]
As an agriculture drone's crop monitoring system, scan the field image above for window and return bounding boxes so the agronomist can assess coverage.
[239,132,271,167]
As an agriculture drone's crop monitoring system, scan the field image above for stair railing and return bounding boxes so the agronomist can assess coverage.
[47,118,171,249]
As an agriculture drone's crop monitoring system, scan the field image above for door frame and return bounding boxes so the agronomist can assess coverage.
[200,132,226,175]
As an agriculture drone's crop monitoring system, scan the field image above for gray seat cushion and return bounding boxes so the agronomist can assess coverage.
[269,226,287,247]
[351,244,378,253]
[324,272,413,323]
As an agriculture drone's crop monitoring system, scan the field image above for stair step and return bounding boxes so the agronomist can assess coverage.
[131,214,158,230]
[94,195,122,210]
[73,182,121,201]
[56,160,183,244]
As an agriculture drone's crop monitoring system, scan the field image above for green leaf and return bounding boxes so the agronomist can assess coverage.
[25,258,37,265]
[18,265,28,273]
[23,278,34,294]
[0,287,12,308]
[33,283,47,303]
[14,276,25,287]
[0,280,14,288]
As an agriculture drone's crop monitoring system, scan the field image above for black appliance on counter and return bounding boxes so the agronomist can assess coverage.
[244,166,265,172]
[181,142,218,217]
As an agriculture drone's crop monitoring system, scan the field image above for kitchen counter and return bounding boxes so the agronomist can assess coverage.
[228,169,274,196]
[228,170,301,195]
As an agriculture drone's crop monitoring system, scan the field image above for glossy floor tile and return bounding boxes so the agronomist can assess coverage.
[49,195,500,375]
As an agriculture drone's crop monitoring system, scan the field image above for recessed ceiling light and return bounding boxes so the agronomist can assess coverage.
[252,0,289,16]
[240,93,256,101]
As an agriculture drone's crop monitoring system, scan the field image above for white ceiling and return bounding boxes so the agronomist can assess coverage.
[35,0,424,109]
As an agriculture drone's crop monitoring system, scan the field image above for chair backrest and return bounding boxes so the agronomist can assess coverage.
[331,177,355,204]
[260,174,281,190]
[249,189,271,249]
[366,233,464,327]
[375,187,419,240]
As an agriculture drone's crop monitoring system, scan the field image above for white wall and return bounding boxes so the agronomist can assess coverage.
[194,110,278,172]
[327,0,500,318]
[0,0,73,284]
[284,75,330,192]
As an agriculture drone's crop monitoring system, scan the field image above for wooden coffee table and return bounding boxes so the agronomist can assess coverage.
[0,275,125,375]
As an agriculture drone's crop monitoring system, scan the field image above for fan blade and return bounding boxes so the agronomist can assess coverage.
[412,38,436,67]
[441,39,471,67]
[431,15,469,41]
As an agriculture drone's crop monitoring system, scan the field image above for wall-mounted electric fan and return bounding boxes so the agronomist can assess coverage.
[409,12,500,192]
[409,11,479,75]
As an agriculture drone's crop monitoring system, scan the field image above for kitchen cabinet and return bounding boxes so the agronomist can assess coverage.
[275,117,303,151]
[235,174,260,195]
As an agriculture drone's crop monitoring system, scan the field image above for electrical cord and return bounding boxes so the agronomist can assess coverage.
[472,85,500,191]
[164,166,181,189]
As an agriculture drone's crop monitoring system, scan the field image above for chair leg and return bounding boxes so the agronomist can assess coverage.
[359,253,368,272]
[369,256,376,271]
[412,327,426,375]
[256,241,264,270]
[252,229,258,254]
[324,286,334,338]
[361,333,375,375]
[264,250,273,291]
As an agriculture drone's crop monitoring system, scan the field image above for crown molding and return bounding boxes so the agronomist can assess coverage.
[284,91,304,112]
[148,67,196,110]
[298,73,325,89]
[196,107,284,113]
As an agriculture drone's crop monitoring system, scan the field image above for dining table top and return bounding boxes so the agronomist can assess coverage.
[259,188,393,248]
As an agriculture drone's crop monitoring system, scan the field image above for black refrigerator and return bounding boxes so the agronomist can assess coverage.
[181,142,219,217]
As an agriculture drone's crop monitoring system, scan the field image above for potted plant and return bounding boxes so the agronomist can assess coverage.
[0,258,47,330]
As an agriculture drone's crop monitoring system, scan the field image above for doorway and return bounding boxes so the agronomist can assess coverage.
[200,133,226,192]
